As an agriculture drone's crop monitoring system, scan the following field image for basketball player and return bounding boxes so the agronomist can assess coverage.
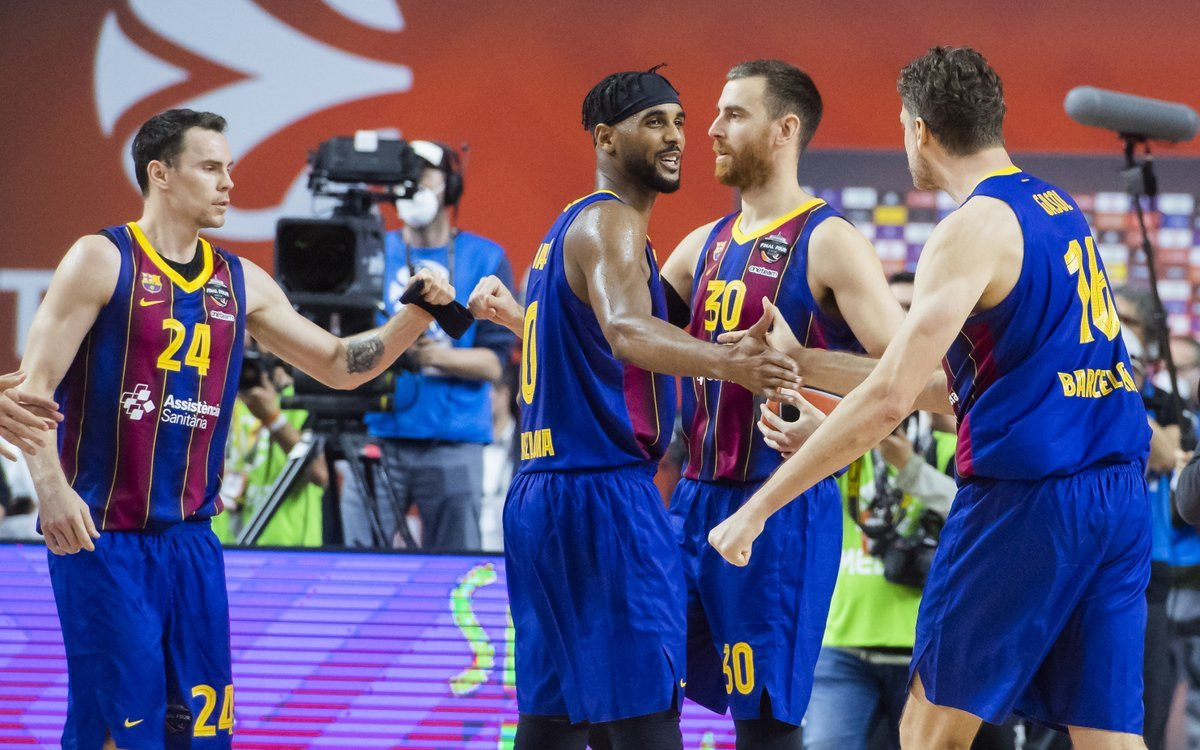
[468,68,799,749]
[0,370,61,459]
[19,109,454,750]
[658,60,904,749]
[710,47,1151,749]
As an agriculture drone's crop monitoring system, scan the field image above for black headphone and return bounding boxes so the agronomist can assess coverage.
[412,140,464,206]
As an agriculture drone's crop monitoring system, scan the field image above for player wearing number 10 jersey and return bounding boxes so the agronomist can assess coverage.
[710,47,1152,747]
[21,109,453,750]
[468,68,800,749]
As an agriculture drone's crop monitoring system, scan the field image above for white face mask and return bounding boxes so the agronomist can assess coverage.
[396,186,442,228]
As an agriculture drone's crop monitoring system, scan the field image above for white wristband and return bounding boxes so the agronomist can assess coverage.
[267,414,289,434]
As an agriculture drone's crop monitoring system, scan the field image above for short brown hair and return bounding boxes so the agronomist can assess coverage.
[727,60,823,152]
[897,47,1005,156]
[132,109,227,195]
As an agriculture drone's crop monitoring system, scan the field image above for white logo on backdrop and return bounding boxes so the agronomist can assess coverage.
[92,0,412,243]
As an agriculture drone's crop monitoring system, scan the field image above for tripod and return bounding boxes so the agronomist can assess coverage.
[236,418,419,548]
[1121,135,1196,450]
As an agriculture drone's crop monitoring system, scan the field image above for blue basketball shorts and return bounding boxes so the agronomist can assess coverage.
[48,520,233,750]
[503,464,686,723]
[669,476,842,725]
[912,462,1150,733]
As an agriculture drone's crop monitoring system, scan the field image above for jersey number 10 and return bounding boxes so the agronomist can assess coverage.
[1063,237,1120,345]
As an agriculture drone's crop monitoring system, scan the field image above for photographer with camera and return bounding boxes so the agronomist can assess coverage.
[355,141,517,551]
[212,346,328,547]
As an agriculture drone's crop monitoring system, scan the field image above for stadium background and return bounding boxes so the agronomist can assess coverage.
[1,1,1198,747]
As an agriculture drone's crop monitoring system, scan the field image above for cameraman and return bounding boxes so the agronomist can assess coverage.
[213,348,327,546]
[359,141,516,551]
[1111,285,1185,750]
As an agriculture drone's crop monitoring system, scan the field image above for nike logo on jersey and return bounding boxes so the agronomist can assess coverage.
[124,718,144,728]
[139,298,164,307]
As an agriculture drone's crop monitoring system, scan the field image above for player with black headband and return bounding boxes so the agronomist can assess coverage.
[469,67,799,750]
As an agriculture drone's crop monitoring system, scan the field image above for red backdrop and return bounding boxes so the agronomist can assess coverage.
[1,0,1198,370]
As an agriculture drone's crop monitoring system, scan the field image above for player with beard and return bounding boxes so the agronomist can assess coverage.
[711,47,1151,749]
[468,67,800,750]
[657,60,904,749]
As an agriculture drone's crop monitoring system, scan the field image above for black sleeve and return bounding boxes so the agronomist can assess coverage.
[0,467,12,514]
[1176,451,1200,526]
[661,276,691,328]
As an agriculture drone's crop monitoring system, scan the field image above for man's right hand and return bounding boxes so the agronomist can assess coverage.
[0,370,63,460]
[468,276,524,335]
[39,481,100,555]
[720,302,802,396]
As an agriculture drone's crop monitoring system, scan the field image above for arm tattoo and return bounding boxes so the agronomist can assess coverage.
[345,335,384,374]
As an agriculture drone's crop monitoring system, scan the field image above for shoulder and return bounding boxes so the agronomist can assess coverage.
[565,198,644,251]
[931,196,1021,253]
[238,256,283,311]
[61,233,122,280]
[809,212,872,252]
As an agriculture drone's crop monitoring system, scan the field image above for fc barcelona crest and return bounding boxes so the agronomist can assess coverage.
[712,240,727,261]
[758,233,790,264]
[141,272,162,294]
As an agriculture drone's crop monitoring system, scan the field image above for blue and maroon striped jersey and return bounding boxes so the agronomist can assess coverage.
[56,222,246,530]
[944,167,1149,480]
[516,190,676,472]
[682,199,862,483]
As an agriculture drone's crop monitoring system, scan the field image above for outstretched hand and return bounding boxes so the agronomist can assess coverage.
[721,299,802,397]
[0,370,63,460]
[468,275,524,335]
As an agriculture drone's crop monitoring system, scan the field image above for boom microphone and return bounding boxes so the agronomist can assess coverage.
[1064,86,1198,143]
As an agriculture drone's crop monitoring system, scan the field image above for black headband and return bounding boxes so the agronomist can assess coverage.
[597,72,681,127]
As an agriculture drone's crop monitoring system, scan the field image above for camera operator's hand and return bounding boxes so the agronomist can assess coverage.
[469,275,524,336]
[240,370,280,423]
[879,424,915,470]
[411,335,452,373]
[758,389,824,458]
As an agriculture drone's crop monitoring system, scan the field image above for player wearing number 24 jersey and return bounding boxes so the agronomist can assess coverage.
[21,109,453,750]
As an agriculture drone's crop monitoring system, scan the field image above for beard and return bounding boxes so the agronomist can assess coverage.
[907,150,936,191]
[627,150,682,194]
[714,138,771,190]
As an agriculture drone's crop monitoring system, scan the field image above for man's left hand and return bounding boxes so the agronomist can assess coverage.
[708,507,766,567]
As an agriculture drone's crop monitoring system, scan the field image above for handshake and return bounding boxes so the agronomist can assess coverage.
[466,273,807,400]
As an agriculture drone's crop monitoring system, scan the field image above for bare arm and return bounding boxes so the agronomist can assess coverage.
[659,220,714,304]
[414,342,504,382]
[710,199,1019,565]
[243,260,452,389]
[570,202,798,395]
[0,371,62,459]
[807,218,905,357]
[21,235,119,554]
